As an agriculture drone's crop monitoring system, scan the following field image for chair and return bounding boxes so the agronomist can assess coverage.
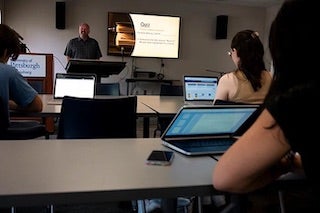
[0,97,49,140]
[153,84,183,137]
[96,82,121,96]
[56,95,137,212]
[57,96,137,139]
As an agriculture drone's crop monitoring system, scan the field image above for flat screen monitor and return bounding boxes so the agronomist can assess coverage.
[65,59,126,82]
[108,12,181,59]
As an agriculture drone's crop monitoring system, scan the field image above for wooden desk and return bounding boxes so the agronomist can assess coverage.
[12,95,184,137]
[0,138,216,208]
[126,79,180,95]
[11,95,157,138]
[137,95,184,116]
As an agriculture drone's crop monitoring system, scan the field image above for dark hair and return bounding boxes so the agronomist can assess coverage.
[0,24,23,61]
[268,0,317,94]
[231,29,266,91]
[266,1,319,188]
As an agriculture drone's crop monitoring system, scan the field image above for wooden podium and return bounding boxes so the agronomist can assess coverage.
[8,53,55,133]
[20,53,54,94]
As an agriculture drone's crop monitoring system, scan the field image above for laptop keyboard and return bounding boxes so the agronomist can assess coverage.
[173,138,235,148]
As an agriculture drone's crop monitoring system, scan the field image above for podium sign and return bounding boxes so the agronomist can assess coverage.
[7,54,46,77]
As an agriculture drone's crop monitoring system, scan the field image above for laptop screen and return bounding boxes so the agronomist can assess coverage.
[54,73,96,99]
[163,105,258,138]
[183,76,218,101]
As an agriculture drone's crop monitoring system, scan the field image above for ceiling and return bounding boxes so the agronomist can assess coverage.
[188,0,283,7]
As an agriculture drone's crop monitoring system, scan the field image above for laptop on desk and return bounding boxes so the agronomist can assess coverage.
[161,104,260,156]
[47,73,96,105]
[183,75,218,105]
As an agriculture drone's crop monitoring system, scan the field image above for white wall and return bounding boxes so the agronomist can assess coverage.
[0,0,3,23]
[3,0,281,94]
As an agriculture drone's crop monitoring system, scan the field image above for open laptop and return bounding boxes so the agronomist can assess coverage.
[47,73,96,105]
[183,75,218,105]
[161,105,260,156]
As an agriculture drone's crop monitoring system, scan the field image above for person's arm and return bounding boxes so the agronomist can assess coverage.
[95,39,102,60]
[214,73,236,101]
[64,39,73,61]
[9,95,43,112]
[212,109,302,193]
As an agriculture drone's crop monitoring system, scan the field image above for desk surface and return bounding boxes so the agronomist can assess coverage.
[35,94,157,117]
[0,138,216,207]
[11,95,184,137]
[20,94,182,117]
[138,95,184,115]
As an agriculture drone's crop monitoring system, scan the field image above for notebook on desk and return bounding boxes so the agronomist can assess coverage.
[47,73,96,105]
[183,75,218,105]
[161,104,260,156]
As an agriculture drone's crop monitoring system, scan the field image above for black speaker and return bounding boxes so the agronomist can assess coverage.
[56,2,65,29]
[216,15,228,39]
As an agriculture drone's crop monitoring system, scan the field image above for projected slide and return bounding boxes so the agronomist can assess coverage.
[108,12,181,59]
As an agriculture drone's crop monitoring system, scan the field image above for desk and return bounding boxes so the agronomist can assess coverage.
[11,95,157,138]
[0,138,216,208]
[138,95,184,116]
[126,79,180,95]
[137,95,184,137]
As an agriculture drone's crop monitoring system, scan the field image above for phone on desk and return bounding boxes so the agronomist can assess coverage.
[146,150,175,166]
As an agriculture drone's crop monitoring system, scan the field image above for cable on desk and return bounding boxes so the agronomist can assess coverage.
[210,155,219,161]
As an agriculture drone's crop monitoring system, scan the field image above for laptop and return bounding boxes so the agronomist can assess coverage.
[47,73,96,105]
[183,75,218,105]
[161,105,260,156]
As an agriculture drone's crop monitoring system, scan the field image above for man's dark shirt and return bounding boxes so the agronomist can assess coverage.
[64,37,102,59]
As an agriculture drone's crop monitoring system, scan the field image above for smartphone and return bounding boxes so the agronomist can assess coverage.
[146,150,174,166]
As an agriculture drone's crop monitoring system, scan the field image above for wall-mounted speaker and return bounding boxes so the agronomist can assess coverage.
[216,15,228,39]
[56,2,66,29]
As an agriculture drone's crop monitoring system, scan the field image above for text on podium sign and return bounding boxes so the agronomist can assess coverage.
[7,54,46,77]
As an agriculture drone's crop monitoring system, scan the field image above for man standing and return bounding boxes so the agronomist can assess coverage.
[64,23,102,61]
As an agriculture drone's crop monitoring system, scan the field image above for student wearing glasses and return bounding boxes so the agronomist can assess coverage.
[213,0,318,210]
[214,29,272,104]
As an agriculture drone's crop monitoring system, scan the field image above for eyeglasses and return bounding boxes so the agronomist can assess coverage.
[227,48,234,56]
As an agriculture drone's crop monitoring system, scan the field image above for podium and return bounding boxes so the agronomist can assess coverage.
[66,59,126,82]
[8,53,54,94]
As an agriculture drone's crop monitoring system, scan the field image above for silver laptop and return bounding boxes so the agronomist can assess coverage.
[161,105,260,156]
[183,75,218,105]
[47,73,96,105]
